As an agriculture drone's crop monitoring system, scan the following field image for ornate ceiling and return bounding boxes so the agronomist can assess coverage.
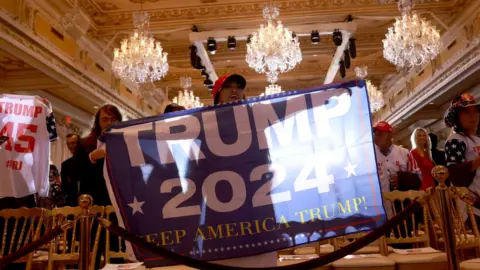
[0,48,98,118]
[41,0,466,104]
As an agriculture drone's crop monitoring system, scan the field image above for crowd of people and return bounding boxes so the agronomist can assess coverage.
[1,74,480,269]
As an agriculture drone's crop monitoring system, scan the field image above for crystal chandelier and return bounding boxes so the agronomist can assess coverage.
[354,66,368,79]
[246,4,302,84]
[366,80,385,113]
[180,76,192,90]
[173,76,202,109]
[382,1,441,69]
[172,89,203,109]
[355,66,384,113]
[112,11,169,84]
[260,84,282,97]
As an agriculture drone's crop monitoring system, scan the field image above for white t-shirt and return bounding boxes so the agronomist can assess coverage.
[375,144,421,193]
[375,144,421,219]
[0,94,57,198]
[445,132,480,218]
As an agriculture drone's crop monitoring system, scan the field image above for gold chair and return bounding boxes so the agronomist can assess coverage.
[333,232,393,255]
[46,205,104,270]
[0,207,48,269]
[382,190,447,270]
[382,190,430,247]
[105,205,129,263]
[292,240,334,256]
[427,187,480,260]
[459,258,480,269]
[332,234,395,270]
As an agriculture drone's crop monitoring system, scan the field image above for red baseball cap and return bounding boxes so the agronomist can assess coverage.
[212,74,246,104]
[373,121,393,133]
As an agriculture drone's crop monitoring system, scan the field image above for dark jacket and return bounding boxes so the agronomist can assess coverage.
[73,136,111,206]
[61,157,80,206]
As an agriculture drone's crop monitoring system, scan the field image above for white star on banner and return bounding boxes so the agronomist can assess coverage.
[232,246,237,250]
[128,197,145,215]
[208,249,212,253]
[189,251,193,255]
[344,161,358,178]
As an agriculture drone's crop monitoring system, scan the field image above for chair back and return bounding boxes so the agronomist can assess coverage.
[105,205,129,263]
[427,187,480,257]
[47,205,104,270]
[0,207,46,269]
[382,190,429,246]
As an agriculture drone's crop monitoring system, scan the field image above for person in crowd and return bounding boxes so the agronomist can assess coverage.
[164,103,186,113]
[374,121,422,243]
[73,104,124,268]
[429,133,446,167]
[38,162,65,208]
[444,93,480,224]
[209,74,276,267]
[61,133,81,206]
[75,105,122,206]
[213,74,247,105]
[374,121,421,193]
[410,128,436,190]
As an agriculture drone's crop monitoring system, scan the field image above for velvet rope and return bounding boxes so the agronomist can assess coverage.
[102,200,424,270]
[0,223,71,267]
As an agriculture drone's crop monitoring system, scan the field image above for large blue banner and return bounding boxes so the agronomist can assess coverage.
[104,80,386,267]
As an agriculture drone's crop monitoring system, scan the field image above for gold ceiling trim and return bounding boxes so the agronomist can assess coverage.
[83,0,454,29]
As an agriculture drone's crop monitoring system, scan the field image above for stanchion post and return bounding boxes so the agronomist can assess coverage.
[78,194,93,270]
[432,166,459,270]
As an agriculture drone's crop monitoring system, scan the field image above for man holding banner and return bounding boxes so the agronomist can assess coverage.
[103,79,387,268]
[210,74,278,267]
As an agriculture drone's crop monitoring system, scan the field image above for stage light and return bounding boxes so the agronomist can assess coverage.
[344,50,351,69]
[204,75,213,86]
[339,60,346,78]
[207,37,217,54]
[247,34,253,44]
[190,45,203,70]
[349,38,357,59]
[311,30,320,44]
[333,29,343,46]
[227,36,236,50]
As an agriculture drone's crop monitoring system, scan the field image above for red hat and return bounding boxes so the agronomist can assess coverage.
[374,121,393,133]
[212,74,246,104]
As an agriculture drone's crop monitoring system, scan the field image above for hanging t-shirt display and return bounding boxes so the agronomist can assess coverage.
[0,94,57,198]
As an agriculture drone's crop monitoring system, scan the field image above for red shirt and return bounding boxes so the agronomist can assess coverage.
[411,148,436,191]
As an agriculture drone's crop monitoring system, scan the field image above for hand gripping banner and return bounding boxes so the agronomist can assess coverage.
[104,80,387,267]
